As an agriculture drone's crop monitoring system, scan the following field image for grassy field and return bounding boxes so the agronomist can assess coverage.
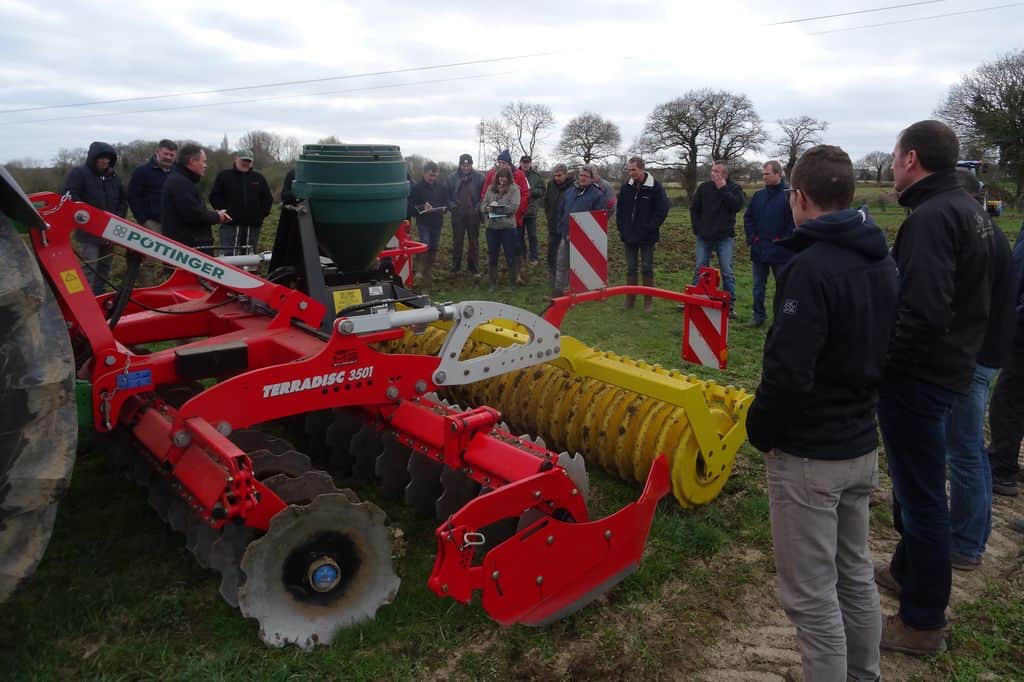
[1,182,1022,680]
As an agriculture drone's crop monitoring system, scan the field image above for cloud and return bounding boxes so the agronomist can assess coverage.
[0,1,1021,167]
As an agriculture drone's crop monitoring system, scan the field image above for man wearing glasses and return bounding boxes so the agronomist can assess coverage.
[210,149,273,256]
[746,145,897,681]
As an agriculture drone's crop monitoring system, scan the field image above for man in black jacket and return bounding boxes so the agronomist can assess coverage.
[616,157,669,312]
[161,144,230,253]
[63,141,128,293]
[689,160,744,317]
[209,149,273,256]
[128,139,177,232]
[543,164,575,289]
[875,120,995,656]
[746,145,897,681]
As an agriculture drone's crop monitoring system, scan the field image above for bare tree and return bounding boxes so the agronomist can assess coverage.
[638,93,712,200]
[501,101,555,159]
[279,136,302,162]
[482,118,517,164]
[317,135,343,145]
[859,151,894,183]
[774,116,828,177]
[52,147,86,171]
[703,91,767,163]
[556,112,622,165]
[236,130,285,165]
[936,49,1024,197]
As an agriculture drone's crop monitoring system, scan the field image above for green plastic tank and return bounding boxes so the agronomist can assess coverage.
[292,144,410,273]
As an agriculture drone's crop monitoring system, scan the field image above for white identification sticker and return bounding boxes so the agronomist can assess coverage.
[102,218,263,290]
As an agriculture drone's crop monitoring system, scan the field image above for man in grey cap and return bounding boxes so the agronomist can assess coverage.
[209,148,273,256]
[445,153,485,277]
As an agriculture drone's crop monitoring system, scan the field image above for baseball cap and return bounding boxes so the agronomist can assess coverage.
[236,149,254,161]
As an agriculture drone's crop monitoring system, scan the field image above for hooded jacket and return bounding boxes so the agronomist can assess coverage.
[690,178,744,241]
[128,155,172,225]
[160,163,221,249]
[63,141,128,216]
[209,166,273,228]
[746,208,899,459]
[743,181,796,264]
[886,171,995,393]
[63,142,128,245]
[616,171,669,243]
[557,182,606,237]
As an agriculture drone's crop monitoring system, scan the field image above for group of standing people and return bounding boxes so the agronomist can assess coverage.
[410,149,634,293]
[747,119,1019,681]
[63,139,273,293]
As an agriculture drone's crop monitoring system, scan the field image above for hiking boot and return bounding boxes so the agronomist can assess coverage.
[880,614,947,655]
[874,561,901,595]
[993,479,1019,496]
[746,318,765,329]
[951,552,982,571]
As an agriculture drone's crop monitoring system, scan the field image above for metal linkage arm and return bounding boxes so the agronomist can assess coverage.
[340,301,562,386]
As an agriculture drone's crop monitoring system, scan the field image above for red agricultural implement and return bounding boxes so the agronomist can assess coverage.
[0,147,672,649]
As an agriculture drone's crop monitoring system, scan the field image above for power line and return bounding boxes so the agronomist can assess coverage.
[0,50,566,115]
[809,2,1023,34]
[769,0,944,26]
[0,71,519,127]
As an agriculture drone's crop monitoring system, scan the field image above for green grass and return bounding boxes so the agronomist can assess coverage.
[2,184,1022,680]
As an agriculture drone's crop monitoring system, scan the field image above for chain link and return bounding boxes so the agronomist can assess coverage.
[39,191,71,217]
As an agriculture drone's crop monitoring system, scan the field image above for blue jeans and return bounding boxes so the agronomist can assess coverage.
[878,374,958,630]
[693,236,736,311]
[486,228,518,268]
[521,214,539,262]
[751,261,783,323]
[417,221,443,254]
[946,364,997,560]
[219,224,261,256]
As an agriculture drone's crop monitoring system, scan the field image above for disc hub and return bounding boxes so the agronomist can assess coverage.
[308,557,342,593]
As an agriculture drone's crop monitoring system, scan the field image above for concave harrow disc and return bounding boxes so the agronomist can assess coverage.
[238,493,399,649]
[382,325,751,507]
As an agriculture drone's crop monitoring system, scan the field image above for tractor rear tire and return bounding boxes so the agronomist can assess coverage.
[0,224,77,602]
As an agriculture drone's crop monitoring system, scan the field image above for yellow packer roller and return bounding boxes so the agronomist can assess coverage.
[382,298,752,508]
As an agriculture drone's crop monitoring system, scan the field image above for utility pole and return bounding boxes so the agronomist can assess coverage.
[478,119,485,168]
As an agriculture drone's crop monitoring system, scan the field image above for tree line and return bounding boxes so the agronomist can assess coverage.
[13,48,1023,201]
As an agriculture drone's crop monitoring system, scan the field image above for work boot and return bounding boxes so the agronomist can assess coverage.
[418,253,434,288]
[993,478,1019,496]
[642,275,655,312]
[874,561,900,595]
[624,274,637,310]
[880,614,947,655]
[951,552,982,571]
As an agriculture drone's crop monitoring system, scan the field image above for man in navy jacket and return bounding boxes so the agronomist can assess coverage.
[616,157,669,311]
[128,139,177,232]
[743,160,795,327]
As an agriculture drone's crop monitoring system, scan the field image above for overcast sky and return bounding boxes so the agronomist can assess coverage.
[0,0,1020,169]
